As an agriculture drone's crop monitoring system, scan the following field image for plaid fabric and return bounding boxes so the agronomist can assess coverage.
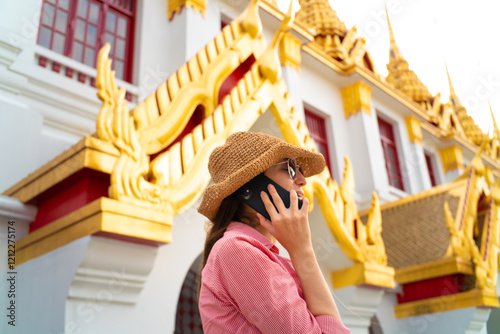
[175,260,203,334]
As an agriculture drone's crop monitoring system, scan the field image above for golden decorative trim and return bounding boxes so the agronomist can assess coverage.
[405,116,422,145]
[340,81,372,119]
[394,288,499,319]
[167,0,206,20]
[469,162,499,292]
[135,4,265,154]
[2,137,118,202]
[439,145,464,174]
[395,257,473,284]
[331,262,395,289]
[359,178,465,218]
[16,197,172,265]
[279,31,302,71]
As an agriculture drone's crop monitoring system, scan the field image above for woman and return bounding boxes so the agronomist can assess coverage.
[197,131,350,333]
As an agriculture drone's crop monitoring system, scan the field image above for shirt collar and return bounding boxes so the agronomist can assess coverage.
[226,222,279,254]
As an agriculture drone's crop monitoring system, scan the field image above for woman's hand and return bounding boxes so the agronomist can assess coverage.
[256,184,313,258]
[256,184,342,320]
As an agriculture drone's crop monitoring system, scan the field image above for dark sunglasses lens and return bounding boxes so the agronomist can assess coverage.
[288,159,296,180]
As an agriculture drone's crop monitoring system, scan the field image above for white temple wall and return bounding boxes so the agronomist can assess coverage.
[134,202,206,333]
[296,60,347,182]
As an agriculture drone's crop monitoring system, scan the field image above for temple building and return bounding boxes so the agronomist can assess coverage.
[0,0,499,333]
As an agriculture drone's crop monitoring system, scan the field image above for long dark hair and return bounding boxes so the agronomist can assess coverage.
[198,193,256,294]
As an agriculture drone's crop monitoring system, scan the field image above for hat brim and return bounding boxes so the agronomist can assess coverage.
[198,141,325,221]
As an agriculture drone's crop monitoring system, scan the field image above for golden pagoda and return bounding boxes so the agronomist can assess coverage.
[446,65,487,146]
[296,0,374,70]
[385,7,434,109]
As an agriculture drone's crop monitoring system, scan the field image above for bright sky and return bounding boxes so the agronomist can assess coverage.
[277,0,500,134]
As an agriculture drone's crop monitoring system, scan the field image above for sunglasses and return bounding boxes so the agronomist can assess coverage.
[274,158,304,180]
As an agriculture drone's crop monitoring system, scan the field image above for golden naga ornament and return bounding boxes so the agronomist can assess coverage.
[444,146,500,293]
[96,44,163,209]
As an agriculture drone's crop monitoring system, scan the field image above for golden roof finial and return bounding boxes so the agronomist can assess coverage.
[385,3,401,60]
[385,8,433,108]
[444,64,487,145]
[490,101,499,134]
[296,0,374,70]
[296,0,347,37]
[445,62,455,95]
[385,4,394,43]
[445,62,462,108]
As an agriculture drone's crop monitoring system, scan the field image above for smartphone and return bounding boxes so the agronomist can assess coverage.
[236,173,303,221]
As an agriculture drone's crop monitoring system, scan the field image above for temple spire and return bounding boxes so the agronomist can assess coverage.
[490,102,499,133]
[385,8,433,108]
[445,62,462,108]
[445,65,486,145]
[296,0,347,37]
[296,0,375,70]
[386,4,402,61]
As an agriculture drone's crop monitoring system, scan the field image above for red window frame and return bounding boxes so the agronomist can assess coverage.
[37,0,135,82]
[377,116,405,191]
[305,108,332,174]
[425,152,437,187]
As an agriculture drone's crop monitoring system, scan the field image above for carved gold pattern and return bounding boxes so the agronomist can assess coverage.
[96,44,163,210]
[340,81,372,119]
[394,288,499,319]
[439,145,464,174]
[296,0,375,70]
[446,67,488,146]
[444,149,499,293]
[167,0,207,20]
[405,116,423,145]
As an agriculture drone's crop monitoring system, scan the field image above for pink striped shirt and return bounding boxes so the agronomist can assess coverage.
[199,222,350,333]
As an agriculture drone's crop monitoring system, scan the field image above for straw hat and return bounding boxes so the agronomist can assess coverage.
[197,131,325,221]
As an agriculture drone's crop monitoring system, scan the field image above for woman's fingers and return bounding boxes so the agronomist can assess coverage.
[289,189,298,210]
[267,184,286,211]
[260,190,279,221]
[256,212,273,230]
[300,196,309,212]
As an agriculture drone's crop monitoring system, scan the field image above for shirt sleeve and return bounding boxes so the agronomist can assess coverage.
[211,235,350,334]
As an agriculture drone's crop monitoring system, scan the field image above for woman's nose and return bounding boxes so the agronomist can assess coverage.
[294,170,307,186]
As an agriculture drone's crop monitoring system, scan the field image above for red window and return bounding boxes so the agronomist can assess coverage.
[37,0,135,82]
[378,117,404,191]
[305,108,332,173]
[425,153,437,187]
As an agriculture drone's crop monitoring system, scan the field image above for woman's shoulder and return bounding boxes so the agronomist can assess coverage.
[209,227,276,268]
[212,230,266,258]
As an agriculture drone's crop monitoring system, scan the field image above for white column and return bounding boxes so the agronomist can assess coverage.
[281,66,306,123]
[0,195,37,333]
[334,285,386,334]
[65,236,158,334]
[465,308,491,334]
[403,141,431,193]
[345,111,390,208]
